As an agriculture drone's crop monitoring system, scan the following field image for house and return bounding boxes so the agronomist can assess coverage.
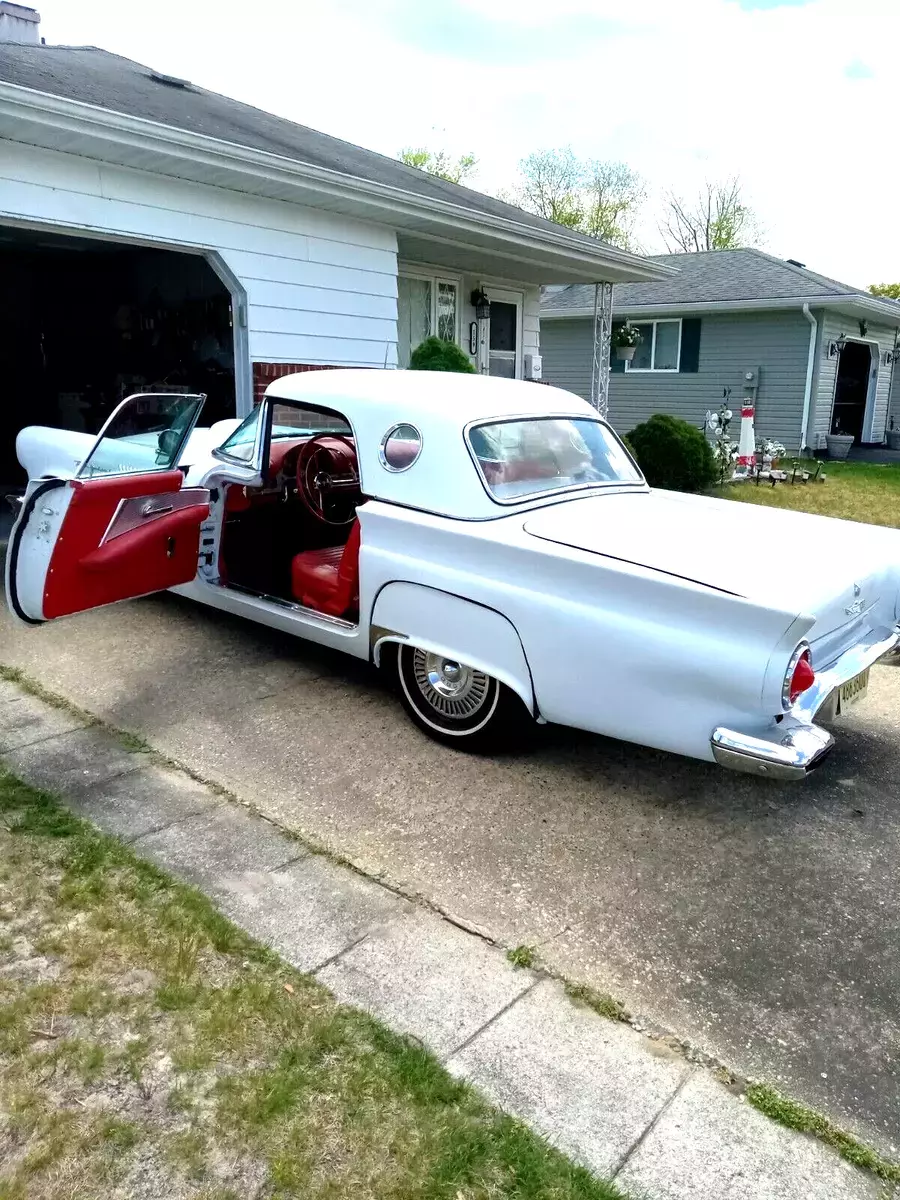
[541,249,900,453]
[0,3,662,490]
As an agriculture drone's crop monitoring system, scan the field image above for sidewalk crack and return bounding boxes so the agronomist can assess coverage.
[610,1067,696,1181]
[442,976,543,1064]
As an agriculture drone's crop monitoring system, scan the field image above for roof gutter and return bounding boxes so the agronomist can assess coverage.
[543,294,900,323]
[0,80,673,284]
[800,304,817,454]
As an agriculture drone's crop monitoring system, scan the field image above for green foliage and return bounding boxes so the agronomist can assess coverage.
[868,282,900,299]
[408,336,476,373]
[747,1084,900,1183]
[611,322,642,349]
[564,982,630,1023]
[627,413,717,494]
[399,147,477,184]
[506,944,537,969]
[505,149,645,249]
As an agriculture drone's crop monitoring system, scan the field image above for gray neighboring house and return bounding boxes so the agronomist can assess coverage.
[541,250,900,452]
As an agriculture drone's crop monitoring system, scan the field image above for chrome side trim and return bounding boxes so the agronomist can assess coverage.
[711,725,834,781]
[222,582,357,629]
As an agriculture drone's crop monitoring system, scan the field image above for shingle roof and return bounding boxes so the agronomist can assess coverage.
[0,42,627,258]
[543,249,900,316]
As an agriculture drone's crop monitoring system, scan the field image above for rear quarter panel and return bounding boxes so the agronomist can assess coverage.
[360,501,806,762]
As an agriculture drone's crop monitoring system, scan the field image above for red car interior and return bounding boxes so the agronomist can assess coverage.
[43,470,209,619]
[219,434,362,617]
[291,519,361,617]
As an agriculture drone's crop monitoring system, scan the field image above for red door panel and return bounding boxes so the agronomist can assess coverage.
[43,470,210,619]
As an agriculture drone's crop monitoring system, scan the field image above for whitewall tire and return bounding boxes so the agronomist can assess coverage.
[394,643,526,750]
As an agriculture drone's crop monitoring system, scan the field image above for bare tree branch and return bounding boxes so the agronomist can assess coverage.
[660,177,758,252]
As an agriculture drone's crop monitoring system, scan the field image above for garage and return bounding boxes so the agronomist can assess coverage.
[0,225,237,493]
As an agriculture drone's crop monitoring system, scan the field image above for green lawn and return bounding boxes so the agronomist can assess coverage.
[0,768,625,1200]
[717,460,900,528]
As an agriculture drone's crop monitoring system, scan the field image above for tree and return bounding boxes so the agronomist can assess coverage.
[869,283,900,299]
[399,147,477,185]
[660,178,757,253]
[505,149,645,249]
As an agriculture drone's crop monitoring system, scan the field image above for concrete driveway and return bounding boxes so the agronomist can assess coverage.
[1,585,899,1155]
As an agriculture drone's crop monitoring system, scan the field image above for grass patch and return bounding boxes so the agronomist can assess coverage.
[747,1084,900,1183]
[506,943,538,969]
[0,765,627,1199]
[717,459,900,527]
[564,982,630,1023]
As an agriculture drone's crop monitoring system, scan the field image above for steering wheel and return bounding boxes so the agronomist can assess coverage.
[296,434,360,526]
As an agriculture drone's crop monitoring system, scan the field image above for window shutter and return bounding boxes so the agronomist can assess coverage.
[680,319,701,372]
[610,324,626,373]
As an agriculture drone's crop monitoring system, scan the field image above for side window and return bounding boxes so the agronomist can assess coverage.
[77,393,205,479]
[218,405,263,463]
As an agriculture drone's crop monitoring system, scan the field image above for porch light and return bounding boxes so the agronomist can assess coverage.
[471,287,491,321]
[828,333,847,357]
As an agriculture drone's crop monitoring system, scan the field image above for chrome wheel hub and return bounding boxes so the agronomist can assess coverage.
[412,650,490,719]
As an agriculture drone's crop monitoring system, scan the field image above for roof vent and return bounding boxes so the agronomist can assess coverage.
[785,258,806,268]
[149,69,190,89]
[0,2,40,44]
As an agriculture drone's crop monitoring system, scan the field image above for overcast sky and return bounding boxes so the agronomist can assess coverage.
[33,0,899,288]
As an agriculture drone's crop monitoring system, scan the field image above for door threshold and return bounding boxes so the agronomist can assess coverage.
[221,581,357,630]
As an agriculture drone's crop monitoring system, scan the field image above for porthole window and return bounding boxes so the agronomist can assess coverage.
[380,423,422,472]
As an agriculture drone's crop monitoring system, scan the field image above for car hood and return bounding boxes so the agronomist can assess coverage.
[524,489,900,662]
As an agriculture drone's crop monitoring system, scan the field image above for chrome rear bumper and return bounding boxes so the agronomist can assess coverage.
[711,623,900,781]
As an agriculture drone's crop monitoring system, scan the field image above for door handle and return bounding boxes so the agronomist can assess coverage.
[141,502,174,517]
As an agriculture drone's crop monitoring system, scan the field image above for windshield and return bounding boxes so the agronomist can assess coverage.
[218,402,352,463]
[467,417,642,503]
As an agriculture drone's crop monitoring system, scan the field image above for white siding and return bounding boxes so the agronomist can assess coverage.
[0,141,399,382]
[810,311,898,446]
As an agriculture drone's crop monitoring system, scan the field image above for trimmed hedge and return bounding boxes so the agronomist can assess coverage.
[627,413,716,493]
[409,336,476,373]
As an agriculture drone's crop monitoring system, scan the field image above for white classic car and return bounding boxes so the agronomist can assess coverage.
[6,371,900,780]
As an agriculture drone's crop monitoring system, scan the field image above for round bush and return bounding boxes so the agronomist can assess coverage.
[409,336,476,373]
[626,413,716,493]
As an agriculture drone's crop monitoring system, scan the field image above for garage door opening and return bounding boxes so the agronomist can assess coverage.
[0,226,237,492]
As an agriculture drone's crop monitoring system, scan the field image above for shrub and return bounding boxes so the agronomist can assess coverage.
[626,413,717,493]
[409,336,476,373]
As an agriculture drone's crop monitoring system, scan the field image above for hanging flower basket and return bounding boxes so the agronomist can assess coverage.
[611,323,642,363]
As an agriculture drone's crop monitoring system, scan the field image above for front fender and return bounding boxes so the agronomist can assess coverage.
[370,582,535,715]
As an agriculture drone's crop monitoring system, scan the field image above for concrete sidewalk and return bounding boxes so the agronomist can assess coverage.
[0,677,881,1200]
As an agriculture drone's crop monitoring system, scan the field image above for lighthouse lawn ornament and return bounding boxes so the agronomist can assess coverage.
[737,398,756,471]
[736,368,760,474]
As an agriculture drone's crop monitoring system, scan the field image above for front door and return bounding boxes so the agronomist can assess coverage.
[485,288,523,379]
[6,392,209,624]
[831,341,874,442]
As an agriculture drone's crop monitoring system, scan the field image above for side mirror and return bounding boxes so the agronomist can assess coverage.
[157,427,180,462]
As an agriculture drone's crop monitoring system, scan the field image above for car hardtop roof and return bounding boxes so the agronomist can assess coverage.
[265,368,599,428]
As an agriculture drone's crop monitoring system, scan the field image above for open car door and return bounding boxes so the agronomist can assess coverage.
[6,392,210,625]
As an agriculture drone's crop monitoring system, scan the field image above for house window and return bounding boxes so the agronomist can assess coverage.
[397,272,459,367]
[626,319,682,372]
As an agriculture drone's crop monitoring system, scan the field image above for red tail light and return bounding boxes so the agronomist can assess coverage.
[783,645,816,709]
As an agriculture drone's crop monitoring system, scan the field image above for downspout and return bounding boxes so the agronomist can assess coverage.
[800,304,817,454]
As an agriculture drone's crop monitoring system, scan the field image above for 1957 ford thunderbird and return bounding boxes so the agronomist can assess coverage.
[6,370,900,780]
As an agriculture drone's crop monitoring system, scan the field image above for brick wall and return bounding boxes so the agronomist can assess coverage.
[252,362,339,405]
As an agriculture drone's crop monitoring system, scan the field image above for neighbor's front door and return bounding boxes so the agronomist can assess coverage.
[485,288,523,379]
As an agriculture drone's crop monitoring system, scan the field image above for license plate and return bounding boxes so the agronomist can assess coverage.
[839,668,869,712]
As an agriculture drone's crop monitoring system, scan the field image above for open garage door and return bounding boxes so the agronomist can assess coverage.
[0,227,237,497]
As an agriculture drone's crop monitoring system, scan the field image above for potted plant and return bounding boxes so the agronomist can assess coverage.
[612,323,642,362]
[825,423,854,460]
[888,417,900,451]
